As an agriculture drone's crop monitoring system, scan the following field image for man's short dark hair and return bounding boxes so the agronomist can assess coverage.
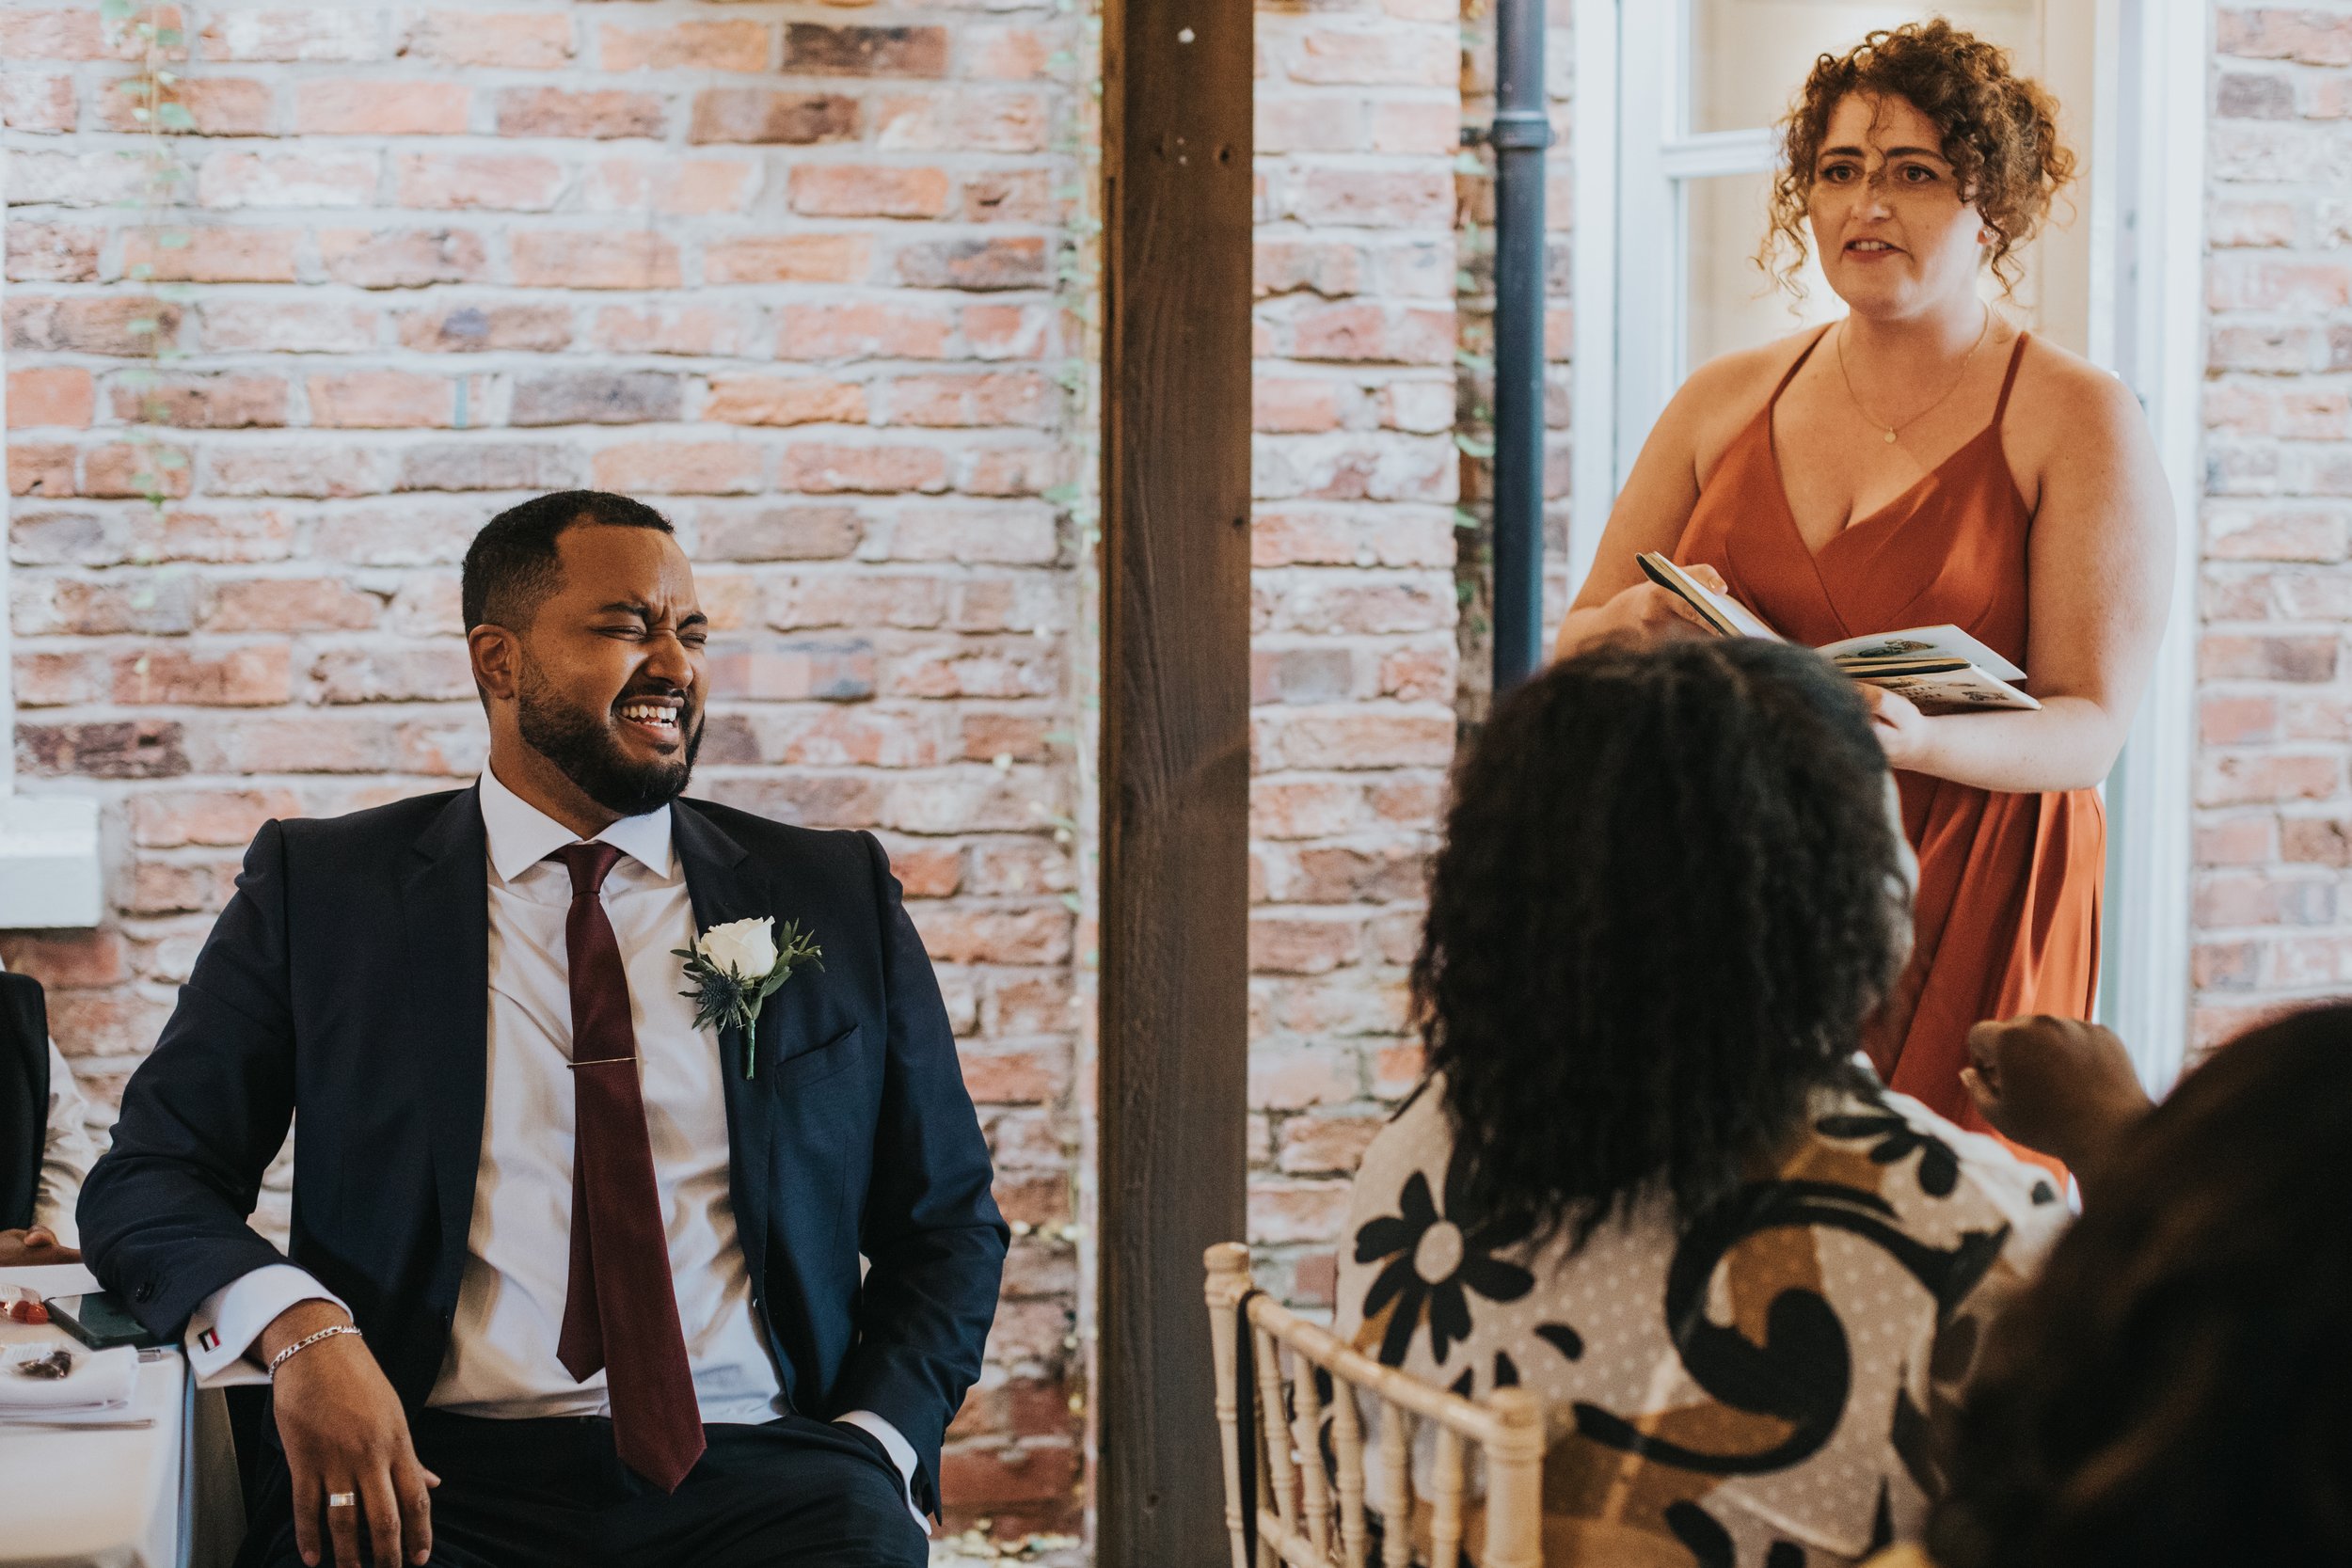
[461,490,674,633]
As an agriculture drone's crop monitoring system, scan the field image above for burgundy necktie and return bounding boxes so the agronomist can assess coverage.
[551,842,706,1492]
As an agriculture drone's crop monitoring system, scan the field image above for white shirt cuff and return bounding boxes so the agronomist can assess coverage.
[185,1264,348,1386]
[834,1409,929,1531]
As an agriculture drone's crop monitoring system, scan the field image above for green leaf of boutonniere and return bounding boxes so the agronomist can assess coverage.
[675,917,823,1079]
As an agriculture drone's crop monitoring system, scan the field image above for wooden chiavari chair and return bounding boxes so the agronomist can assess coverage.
[1205,1243,1545,1568]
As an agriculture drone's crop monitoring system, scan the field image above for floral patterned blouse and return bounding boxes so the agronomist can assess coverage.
[1332,1069,2066,1567]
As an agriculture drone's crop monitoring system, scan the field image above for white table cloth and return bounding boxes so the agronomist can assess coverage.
[0,1264,241,1568]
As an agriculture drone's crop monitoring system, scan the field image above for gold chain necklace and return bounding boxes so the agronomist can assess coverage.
[1836,305,1992,445]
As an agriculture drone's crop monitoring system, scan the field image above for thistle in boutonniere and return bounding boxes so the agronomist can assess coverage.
[675,916,822,1079]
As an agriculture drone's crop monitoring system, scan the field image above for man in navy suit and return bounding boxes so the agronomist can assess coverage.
[79,491,1006,1568]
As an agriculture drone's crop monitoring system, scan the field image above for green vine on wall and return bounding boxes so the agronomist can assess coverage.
[102,0,193,515]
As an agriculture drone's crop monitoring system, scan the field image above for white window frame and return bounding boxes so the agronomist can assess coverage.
[0,149,106,930]
[1571,0,2207,1093]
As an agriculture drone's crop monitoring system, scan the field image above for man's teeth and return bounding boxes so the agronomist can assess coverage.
[620,703,677,725]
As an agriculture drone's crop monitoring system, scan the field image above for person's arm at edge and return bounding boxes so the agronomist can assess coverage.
[1963,1014,2155,1211]
[35,1038,99,1247]
[828,831,1010,1522]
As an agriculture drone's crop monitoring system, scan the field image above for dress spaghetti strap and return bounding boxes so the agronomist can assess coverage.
[1771,324,1837,407]
[1990,330,2030,424]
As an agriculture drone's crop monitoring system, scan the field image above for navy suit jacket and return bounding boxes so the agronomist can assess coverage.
[78,786,1007,1512]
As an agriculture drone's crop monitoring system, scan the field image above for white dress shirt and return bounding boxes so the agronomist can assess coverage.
[186,767,920,1519]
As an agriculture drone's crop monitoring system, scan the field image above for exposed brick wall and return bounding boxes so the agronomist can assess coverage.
[2193,4,2352,1051]
[1245,0,1463,1307]
[1,0,1082,1541]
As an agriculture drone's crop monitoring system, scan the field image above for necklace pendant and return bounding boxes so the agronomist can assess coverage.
[1883,429,1898,444]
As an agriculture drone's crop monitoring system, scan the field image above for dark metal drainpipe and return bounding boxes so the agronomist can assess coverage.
[1486,0,1553,694]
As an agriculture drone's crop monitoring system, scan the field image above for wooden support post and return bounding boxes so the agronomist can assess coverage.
[1097,0,1253,1548]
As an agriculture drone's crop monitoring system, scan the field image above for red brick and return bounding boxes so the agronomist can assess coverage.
[15,574,197,636]
[894,236,1049,291]
[687,89,860,146]
[308,371,456,428]
[392,442,577,494]
[122,228,300,283]
[310,645,473,705]
[7,222,102,282]
[320,227,489,288]
[1250,1179,1353,1243]
[200,301,380,354]
[0,73,75,132]
[1276,1113,1385,1175]
[8,367,93,428]
[592,306,747,357]
[0,10,113,61]
[705,376,867,427]
[864,82,1059,148]
[294,81,469,135]
[196,150,375,209]
[884,372,1055,429]
[495,87,665,141]
[2218,8,2352,66]
[510,231,681,289]
[199,10,378,61]
[1254,377,1345,433]
[398,301,572,353]
[972,26,1055,80]
[97,75,274,135]
[593,441,763,496]
[108,372,288,429]
[8,294,183,356]
[131,788,305,849]
[82,442,195,499]
[703,234,870,285]
[113,646,292,707]
[782,442,950,495]
[583,156,757,217]
[393,153,564,212]
[403,12,574,70]
[2200,631,2340,682]
[961,304,1056,358]
[598,19,770,73]
[783,24,948,76]
[205,443,389,499]
[160,508,297,562]
[789,165,952,218]
[1289,26,1457,86]
[8,443,74,497]
[918,905,1073,965]
[2198,752,2342,806]
[694,506,865,562]
[961,168,1057,224]
[15,721,186,781]
[705,640,878,702]
[511,372,682,426]
[202,578,381,633]
[1290,168,1454,229]
[24,927,123,1001]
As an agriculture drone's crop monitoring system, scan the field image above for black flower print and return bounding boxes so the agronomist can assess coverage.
[1817,1109,1960,1197]
[1353,1149,1535,1368]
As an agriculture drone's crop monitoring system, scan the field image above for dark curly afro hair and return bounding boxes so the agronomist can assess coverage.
[1413,638,1912,1248]
[1758,18,2076,301]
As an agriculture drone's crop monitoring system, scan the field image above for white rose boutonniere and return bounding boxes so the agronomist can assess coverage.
[675,916,822,1079]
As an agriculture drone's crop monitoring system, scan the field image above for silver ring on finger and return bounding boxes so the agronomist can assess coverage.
[326,1492,358,1509]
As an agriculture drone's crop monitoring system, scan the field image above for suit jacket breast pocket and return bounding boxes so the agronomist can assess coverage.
[769,1022,863,1093]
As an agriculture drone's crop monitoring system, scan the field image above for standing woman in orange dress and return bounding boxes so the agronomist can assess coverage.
[1553,22,2172,1173]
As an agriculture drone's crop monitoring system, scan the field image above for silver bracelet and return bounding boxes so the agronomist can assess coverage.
[266,1323,362,1379]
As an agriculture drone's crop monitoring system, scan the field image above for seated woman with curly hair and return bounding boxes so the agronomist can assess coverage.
[1334,639,2069,1567]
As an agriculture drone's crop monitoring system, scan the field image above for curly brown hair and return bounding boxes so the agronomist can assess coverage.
[1758,19,2075,301]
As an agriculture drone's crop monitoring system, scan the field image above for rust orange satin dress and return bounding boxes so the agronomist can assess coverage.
[1676,328,2100,1176]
